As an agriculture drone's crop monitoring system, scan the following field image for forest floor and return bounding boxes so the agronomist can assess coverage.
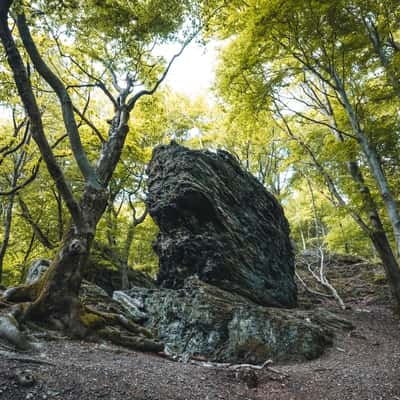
[1,259,400,400]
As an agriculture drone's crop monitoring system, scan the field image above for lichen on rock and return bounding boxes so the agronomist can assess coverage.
[122,277,344,363]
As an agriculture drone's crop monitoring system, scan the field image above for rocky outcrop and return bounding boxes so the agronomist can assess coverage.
[146,143,296,308]
[121,278,352,363]
[112,291,147,323]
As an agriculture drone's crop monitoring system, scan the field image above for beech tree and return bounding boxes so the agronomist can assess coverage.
[211,0,400,305]
[0,0,210,333]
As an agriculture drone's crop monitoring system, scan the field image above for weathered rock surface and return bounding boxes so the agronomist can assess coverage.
[146,143,296,308]
[25,259,50,285]
[122,278,351,363]
[112,291,147,323]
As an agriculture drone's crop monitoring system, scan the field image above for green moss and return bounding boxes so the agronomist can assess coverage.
[79,312,106,329]
[372,273,387,285]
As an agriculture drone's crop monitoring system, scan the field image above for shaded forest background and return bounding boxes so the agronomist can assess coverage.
[1,0,400,301]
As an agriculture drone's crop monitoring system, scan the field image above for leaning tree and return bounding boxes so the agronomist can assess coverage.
[0,0,211,335]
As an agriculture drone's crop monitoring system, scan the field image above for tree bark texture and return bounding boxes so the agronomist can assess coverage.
[331,68,400,258]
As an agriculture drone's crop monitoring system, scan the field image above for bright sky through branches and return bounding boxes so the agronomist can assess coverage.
[158,41,219,99]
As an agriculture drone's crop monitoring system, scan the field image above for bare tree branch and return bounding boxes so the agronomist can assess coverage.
[72,105,106,143]
[17,196,56,249]
[16,13,101,189]
[0,6,83,222]
[127,32,198,111]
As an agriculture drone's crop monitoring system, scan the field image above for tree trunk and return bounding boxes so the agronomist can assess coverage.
[348,161,400,304]
[363,17,400,98]
[300,227,307,251]
[370,230,400,305]
[0,191,15,283]
[277,96,400,305]
[0,148,28,282]
[20,185,108,334]
[331,67,400,257]
[322,90,400,304]
[120,224,136,290]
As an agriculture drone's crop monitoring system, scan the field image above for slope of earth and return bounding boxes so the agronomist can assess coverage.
[1,258,399,400]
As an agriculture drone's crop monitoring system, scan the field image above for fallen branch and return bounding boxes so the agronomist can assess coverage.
[190,358,289,378]
[297,247,346,310]
[195,359,273,371]
[317,247,346,310]
[295,270,333,298]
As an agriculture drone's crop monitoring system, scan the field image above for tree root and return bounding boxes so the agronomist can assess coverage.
[83,305,153,338]
[0,296,164,354]
[80,305,164,352]
[98,326,164,352]
[2,281,42,303]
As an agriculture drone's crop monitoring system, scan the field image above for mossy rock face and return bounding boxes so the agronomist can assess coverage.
[79,312,106,330]
[121,278,348,363]
[371,273,387,285]
[147,143,296,308]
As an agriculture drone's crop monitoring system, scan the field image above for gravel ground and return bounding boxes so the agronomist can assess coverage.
[1,302,399,400]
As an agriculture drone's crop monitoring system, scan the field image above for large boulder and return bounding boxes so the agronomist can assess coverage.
[122,278,351,363]
[146,143,296,308]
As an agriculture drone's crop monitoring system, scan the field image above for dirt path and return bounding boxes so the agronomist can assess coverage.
[1,302,399,400]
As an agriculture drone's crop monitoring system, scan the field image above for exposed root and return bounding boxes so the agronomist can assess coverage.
[84,305,153,338]
[0,297,164,355]
[0,299,13,309]
[2,280,42,303]
[81,305,163,352]
[98,326,164,352]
